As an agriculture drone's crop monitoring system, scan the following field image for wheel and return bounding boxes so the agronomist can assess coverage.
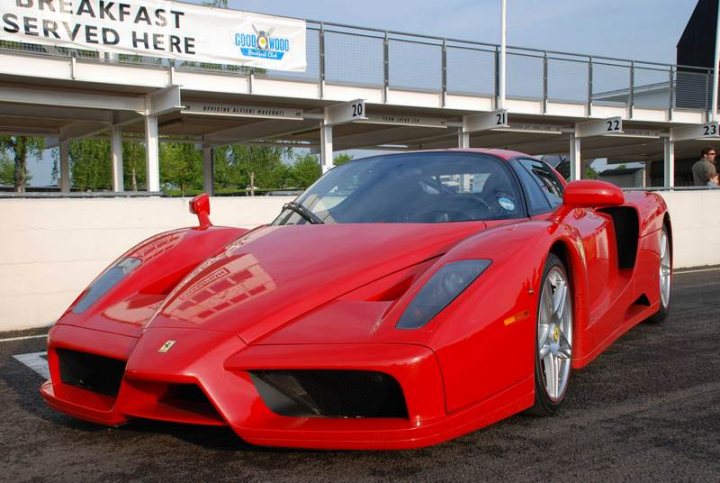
[647,225,672,323]
[529,253,573,416]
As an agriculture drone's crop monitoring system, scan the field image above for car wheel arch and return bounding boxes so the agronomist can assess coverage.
[546,237,591,369]
[663,214,673,260]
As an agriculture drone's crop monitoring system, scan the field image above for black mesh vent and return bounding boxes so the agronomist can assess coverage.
[250,370,408,419]
[57,348,126,397]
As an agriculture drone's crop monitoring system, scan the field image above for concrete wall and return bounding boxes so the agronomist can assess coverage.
[1,196,292,333]
[1,191,718,333]
[660,190,720,270]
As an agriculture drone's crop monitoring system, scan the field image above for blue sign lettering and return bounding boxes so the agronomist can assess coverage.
[233,28,290,61]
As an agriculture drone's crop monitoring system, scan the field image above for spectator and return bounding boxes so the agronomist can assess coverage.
[708,173,720,188]
[692,147,718,186]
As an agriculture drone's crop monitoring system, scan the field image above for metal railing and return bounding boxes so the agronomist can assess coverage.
[0,20,714,112]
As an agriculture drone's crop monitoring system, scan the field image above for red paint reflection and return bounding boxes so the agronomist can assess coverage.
[163,254,276,325]
[129,231,185,262]
[104,294,166,325]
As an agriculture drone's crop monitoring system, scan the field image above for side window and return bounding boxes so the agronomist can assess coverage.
[514,162,551,214]
[517,159,564,210]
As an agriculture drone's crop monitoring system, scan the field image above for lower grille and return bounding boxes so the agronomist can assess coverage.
[163,384,210,404]
[57,348,126,397]
[251,370,408,419]
[158,383,223,422]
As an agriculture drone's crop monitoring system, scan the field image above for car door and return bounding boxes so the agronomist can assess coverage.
[512,159,620,329]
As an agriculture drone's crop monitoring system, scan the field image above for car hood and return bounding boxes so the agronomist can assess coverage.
[150,222,486,343]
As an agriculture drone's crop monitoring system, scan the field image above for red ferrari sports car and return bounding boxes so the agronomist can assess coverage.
[41,149,672,449]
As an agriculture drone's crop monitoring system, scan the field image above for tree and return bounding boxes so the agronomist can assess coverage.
[121,140,147,191]
[215,145,290,193]
[584,162,599,180]
[0,136,43,192]
[160,143,203,195]
[0,150,15,186]
[52,138,148,191]
[68,139,112,191]
[333,153,353,166]
[288,153,322,188]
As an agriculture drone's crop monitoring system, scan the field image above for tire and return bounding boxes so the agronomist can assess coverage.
[647,224,672,323]
[529,253,573,416]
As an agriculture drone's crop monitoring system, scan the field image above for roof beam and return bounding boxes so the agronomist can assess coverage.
[59,121,112,142]
[203,119,318,145]
[0,102,114,123]
[147,86,183,117]
[0,85,146,112]
[334,126,454,150]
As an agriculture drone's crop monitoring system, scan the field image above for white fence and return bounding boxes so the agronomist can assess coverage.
[0,191,717,333]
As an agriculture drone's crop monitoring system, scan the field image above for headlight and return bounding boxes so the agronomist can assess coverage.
[72,257,142,314]
[396,260,491,329]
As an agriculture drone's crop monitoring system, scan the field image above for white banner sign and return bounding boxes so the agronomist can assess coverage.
[0,0,307,72]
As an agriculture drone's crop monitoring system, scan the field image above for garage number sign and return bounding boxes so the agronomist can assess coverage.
[0,0,307,72]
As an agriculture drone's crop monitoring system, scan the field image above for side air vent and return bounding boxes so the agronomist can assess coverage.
[251,370,409,419]
[598,206,640,269]
[632,294,651,307]
[57,348,126,397]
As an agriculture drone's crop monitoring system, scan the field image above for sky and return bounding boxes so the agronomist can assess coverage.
[202,0,699,65]
[25,0,703,185]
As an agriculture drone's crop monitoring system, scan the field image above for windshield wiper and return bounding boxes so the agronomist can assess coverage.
[283,201,325,224]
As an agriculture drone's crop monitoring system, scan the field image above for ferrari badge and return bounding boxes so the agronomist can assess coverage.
[159,340,176,353]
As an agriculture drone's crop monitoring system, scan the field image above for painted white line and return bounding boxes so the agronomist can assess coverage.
[13,351,49,379]
[0,334,47,343]
[675,267,720,275]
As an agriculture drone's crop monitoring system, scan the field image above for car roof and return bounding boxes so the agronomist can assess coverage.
[369,148,534,162]
[440,148,535,161]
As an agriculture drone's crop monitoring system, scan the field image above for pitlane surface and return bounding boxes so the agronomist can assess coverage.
[2,269,719,482]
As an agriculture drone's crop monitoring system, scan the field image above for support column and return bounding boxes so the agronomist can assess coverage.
[111,125,124,192]
[458,129,470,189]
[203,143,215,195]
[59,140,70,193]
[644,162,653,188]
[145,115,160,192]
[569,134,582,181]
[499,0,507,109]
[458,129,470,148]
[320,123,333,173]
[663,138,675,188]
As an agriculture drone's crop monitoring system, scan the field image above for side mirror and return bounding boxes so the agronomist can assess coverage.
[563,180,624,208]
[189,193,212,229]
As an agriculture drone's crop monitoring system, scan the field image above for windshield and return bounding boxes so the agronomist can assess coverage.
[272,152,524,225]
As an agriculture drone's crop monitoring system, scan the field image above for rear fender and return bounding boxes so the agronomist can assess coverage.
[623,191,667,236]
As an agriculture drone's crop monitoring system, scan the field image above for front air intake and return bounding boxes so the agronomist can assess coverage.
[251,370,408,419]
[57,348,126,397]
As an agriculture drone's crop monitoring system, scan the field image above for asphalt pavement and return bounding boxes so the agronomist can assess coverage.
[1,268,719,482]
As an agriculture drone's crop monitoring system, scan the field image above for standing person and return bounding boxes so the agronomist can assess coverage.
[692,147,717,186]
[708,173,720,188]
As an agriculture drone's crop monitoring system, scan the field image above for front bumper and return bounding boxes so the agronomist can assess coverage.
[42,323,509,449]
